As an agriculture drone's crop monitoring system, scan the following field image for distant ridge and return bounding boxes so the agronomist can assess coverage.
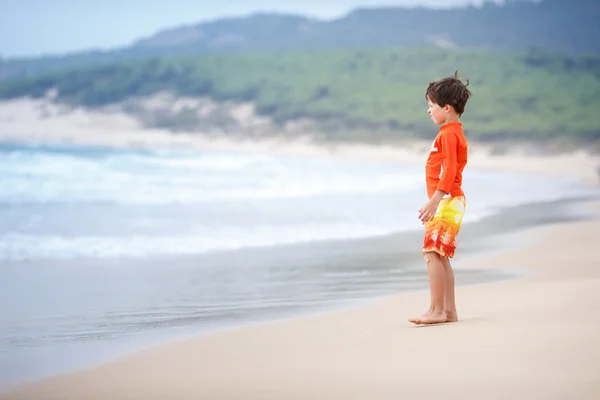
[1,0,599,80]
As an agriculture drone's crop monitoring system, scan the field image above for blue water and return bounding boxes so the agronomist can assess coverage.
[0,141,592,261]
[0,141,596,386]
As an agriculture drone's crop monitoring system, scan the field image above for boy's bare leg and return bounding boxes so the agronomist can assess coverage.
[408,251,447,325]
[441,257,458,322]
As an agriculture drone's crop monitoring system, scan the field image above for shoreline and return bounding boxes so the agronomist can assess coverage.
[4,204,599,399]
[1,194,594,389]
[1,196,545,388]
[2,98,600,398]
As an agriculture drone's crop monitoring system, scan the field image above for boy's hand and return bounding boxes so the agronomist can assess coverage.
[418,191,445,224]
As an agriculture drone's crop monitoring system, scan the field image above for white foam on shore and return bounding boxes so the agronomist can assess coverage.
[2,141,597,261]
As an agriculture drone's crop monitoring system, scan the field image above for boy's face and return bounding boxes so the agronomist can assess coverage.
[427,98,447,125]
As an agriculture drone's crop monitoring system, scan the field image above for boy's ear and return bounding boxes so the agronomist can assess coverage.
[443,104,452,113]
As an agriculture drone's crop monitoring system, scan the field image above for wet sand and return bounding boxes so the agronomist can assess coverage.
[3,202,600,399]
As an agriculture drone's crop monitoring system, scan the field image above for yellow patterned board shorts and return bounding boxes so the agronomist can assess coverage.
[422,196,466,259]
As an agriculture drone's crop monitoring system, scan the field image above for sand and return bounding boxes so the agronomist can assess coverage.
[3,207,599,400]
[2,98,600,399]
[1,97,599,184]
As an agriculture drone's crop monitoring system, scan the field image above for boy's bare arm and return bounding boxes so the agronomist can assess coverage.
[418,190,446,223]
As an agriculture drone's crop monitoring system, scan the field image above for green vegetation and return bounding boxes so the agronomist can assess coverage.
[1,46,599,143]
[1,0,599,82]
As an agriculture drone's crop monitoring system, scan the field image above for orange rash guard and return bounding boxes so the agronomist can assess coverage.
[425,122,468,199]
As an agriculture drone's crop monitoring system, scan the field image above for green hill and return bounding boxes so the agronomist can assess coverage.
[1,0,599,81]
[1,46,599,144]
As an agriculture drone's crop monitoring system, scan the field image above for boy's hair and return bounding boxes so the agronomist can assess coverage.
[426,70,472,116]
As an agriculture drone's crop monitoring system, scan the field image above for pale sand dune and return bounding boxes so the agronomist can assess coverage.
[1,98,598,185]
[4,209,600,400]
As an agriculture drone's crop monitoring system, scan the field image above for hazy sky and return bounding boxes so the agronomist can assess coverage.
[1,0,502,57]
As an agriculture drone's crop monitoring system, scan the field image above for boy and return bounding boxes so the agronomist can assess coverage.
[409,71,472,325]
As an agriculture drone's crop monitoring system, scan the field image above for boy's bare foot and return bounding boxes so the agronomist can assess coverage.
[408,311,447,325]
[445,311,458,323]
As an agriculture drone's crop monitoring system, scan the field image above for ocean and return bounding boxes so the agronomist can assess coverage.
[0,141,596,386]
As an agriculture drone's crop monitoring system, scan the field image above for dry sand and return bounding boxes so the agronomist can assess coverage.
[3,208,599,400]
[2,98,600,399]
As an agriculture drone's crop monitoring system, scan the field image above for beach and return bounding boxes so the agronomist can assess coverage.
[3,207,599,399]
[1,98,600,399]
